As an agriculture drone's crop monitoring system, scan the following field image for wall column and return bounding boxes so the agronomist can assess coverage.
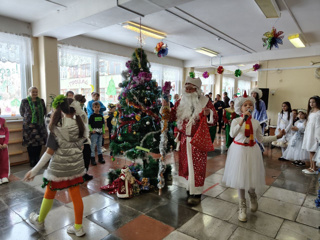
[38,36,60,110]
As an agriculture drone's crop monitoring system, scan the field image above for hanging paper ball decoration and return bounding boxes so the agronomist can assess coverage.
[217,66,224,74]
[262,27,284,50]
[154,42,168,57]
[235,69,242,77]
[253,64,260,71]
[202,71,210,78]
[189,72,195,78]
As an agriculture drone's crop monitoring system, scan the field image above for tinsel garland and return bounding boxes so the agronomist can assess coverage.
[135,49,142,69]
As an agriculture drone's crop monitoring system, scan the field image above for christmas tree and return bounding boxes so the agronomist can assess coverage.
[110,48,175,162]
[106,78,117,96]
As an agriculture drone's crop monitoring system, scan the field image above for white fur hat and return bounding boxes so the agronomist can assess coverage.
[250,88,263,98]
[185,76,202,89]
[234,91,256,115]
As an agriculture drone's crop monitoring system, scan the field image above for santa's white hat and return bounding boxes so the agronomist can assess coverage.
[250,88,263,98]
[234,91,256,115]
[185,76,202,89]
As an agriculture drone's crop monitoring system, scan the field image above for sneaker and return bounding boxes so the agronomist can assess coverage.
[67,225,86,237]
[302,168,311,173]
[1,177,9,183]
[29,212,44,230]
[304,169,318,175]
[101,147,107,153]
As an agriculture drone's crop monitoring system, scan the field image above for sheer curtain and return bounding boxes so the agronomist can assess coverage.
[0,32,33,117]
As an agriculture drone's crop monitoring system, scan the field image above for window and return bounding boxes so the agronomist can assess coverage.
[98,56,128,107]
[163,66,181,95]
[59,46,95,103]
[222,77,235,97]
[150,64,182,95]
[0,32,33,117]
[238,79,251,96]
[58,45,183,112]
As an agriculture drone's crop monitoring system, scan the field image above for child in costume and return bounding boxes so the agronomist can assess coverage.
[251,88,268,132]
[222,91,284,222]
[283,110,309,166]
[24,96,88,237]
[223,99,238,149]
[89,101,106,165]
[0,108,9,184]
[272,101,293,159]
[301,96,320,175]
[74,94,93,181]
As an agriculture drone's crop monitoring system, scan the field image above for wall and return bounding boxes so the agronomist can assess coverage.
[0,16,31,36]
[258,56,320,125]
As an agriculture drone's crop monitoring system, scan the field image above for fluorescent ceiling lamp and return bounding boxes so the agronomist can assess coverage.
[195,48,218,57]
[122,21,166,39]
[254,0,280,18]
[288,34,305,48]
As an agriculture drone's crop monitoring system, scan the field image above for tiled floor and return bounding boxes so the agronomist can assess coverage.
[0,133,319,239]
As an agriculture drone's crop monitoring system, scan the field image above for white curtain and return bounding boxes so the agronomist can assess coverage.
[0,32,33,99]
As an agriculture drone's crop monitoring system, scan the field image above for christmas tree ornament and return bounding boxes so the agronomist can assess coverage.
[154,42,169,58]
[146,121,150,125]
[253,63,260,71]
[133,131,136,135]
[111,156,115,162]
[202,71,210,78]
[189,72,195,78]
[135,114,141,121]
[217,66,224,74]
[235,69,242,77]
[144,97,148,103]
[262,27,284,50]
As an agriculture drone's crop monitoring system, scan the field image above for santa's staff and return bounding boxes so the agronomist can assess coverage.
[158,82,172,195]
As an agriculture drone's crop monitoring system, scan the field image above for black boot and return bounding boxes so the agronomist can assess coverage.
[91,157,97,166]
[98,154,105,164]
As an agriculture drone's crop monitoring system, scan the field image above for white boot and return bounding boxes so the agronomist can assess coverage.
[238,198,247,222]
[248,191,258,212]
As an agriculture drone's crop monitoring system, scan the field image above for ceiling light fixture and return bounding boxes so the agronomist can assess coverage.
[254,0,280,18]
[195,47,218,57]
[122,21,166,39]
[288,34,305,48]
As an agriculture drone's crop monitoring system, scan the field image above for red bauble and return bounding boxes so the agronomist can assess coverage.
[217,66,224,74]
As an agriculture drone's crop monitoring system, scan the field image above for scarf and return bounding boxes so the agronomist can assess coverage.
[241,115,255,146]
[27,96,44,125]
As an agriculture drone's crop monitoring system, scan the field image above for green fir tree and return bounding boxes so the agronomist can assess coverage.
[110,48,175,162]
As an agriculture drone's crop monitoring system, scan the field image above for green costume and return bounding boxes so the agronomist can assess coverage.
[223,108,239,148]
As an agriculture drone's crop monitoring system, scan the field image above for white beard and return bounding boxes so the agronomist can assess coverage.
[176,90,203,130]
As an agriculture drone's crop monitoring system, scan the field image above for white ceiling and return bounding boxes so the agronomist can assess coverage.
[1,0,320,70]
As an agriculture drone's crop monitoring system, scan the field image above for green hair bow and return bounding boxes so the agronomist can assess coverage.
[52,95,66,109]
